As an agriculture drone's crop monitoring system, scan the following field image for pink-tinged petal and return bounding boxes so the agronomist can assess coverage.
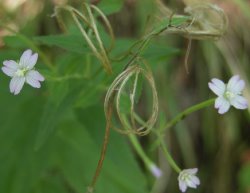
[26,78,41,88]
[186,179,197,188]
[231,96,248,109]
[227,75,240,91]
[26,53,38,69]
[227,79,245,94]
[185,168,198,174]
[20,49,32,67]
[3,60,18,70]
[179,180,187,192]
[26,70,45,81]
[191,176,200,186]
[218,100,230,114]
[215,97,226,109]
[26,74,41,88]
[208,78,226,96]
[2,66,16,77]
[149,164,162,178]
[9,76,25,95]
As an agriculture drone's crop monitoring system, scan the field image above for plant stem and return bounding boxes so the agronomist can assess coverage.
[121,115,159,176]
[128,133,153,167]
[157,133,181,173]
[87,105,112,193]
[160,98,215,133]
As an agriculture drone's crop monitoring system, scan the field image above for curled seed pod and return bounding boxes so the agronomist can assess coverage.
[183,3,228,40]
[162,3,228,40]
[104,65,158,136]
[53,4,114,74]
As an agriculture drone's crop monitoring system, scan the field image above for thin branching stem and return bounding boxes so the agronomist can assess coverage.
[87,105,113,193]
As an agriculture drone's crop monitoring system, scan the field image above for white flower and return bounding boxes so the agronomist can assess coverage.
[149,164,162,178]
[208,75,248,114]
[2,49,45,95]
[178,168,200,192]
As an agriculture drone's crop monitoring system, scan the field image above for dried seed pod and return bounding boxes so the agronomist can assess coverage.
[156,2,228,40]
[104,64,158,136]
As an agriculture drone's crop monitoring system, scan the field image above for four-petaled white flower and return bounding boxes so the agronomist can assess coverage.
[208,75,248,114]
[2,49,45,95]
[178,168,200,192]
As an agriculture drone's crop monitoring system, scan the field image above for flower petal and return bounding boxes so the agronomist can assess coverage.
[2,66,16,77]
[179,180,187,192]
[185,168,198,174]
[26,53,38,69]
[191,176,200,186]
[26,70,44,88]
[218,100,230,114]
[26,70,45,81]
[208,78,226,96]
[231,96,248,109]
[227,79,245,94]
[227,75,240,90]
[186,178,197,188]
[215,97,226,109]
[20,49,32,67]
[10,76,25,95]
[3,60,19,70]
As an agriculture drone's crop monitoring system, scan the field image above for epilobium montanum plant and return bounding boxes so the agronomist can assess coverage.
[208,75,248,114]
[1,2,243,193]
[2,49,45,95]
[178,168,200,192]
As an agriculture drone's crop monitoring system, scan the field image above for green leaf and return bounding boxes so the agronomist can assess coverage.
[143,42,180,63]
[73,105,149,193]
[97,0,124,15]
[3,36,27,48]
[34,35,90,53]
[35,80,81,150]
[0,94,52,193]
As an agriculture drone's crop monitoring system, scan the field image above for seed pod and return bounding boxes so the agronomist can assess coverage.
[104,65,158,135]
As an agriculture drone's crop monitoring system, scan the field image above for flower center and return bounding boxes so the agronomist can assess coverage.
[180,173,191,181]
[15,68,27,77]
[224,90,235,100]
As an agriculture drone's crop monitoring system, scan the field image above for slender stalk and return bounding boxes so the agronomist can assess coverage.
[157,133,181,173]
[86,105,113,193]
[160,98,215,133]
[132,113,181,173]
[128,133,154,167]
[123,37,151,70]
[117,113,159,176]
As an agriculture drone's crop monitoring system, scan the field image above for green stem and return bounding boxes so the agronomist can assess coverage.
[160,98,215,133]
[132,112,181,174]
[121,115,159,175]
[123,37,151,70]
[128,134,153,167]
[133,113,181,173]
[157,133,181,173]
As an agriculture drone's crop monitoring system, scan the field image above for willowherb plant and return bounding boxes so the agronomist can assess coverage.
[1,1,249,193]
